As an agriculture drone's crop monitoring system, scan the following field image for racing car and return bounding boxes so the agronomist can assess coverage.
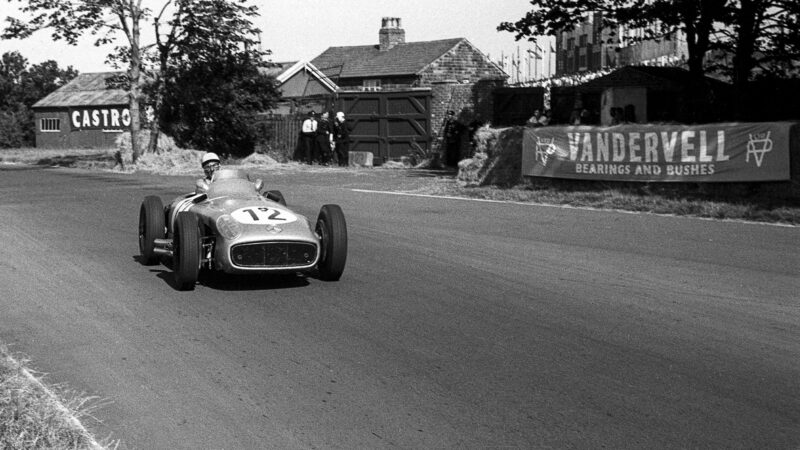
[138,169,347,290]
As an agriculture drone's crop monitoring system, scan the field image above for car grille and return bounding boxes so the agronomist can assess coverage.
[230,242,317,268]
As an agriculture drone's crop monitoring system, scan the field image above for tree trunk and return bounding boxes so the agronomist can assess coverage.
[732,0,759,120]
[129,8,142,164]
[147,92,162,154]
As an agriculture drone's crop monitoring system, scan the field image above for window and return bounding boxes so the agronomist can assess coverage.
[363,79,382,91]
[579,34,588,47]
[40,118,60,132]
[579,47,588,70]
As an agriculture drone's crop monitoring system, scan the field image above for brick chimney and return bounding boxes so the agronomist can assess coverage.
[379,17,405,51]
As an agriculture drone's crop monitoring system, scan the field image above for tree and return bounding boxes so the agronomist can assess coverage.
[0,51,29,109]
[143,0,272,155]
[3,0,148,162]
[154,0,278,156]
[0,51,77,146]
[705,0,800,117]
[499,0,728,121]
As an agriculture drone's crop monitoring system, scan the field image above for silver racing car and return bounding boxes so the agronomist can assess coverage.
[138,169,347,290]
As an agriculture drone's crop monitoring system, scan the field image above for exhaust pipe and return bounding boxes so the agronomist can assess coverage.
[153,238,173,257]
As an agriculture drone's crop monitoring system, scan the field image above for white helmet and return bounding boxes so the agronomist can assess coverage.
[201,152,220,167]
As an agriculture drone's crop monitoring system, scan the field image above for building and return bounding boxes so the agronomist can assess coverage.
[32,72,130,149]
[261,61,339,115]
[554,13,688,77]
[304,17,508,163]
[549,65,732,125]
[311,17,507,91]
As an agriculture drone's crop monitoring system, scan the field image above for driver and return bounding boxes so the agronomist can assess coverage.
[195,152,221,193]
[201,152,221,182]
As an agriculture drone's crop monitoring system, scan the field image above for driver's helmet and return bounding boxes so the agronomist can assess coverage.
[201,152,220,179]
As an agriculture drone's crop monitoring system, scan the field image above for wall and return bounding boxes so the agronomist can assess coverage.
[280,70,333,98]
[430,79,504,161]
[417,40,506,86]
[34,108,126,148]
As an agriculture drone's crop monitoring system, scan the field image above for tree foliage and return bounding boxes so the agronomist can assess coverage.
[499,0,799,119]
[152,0,279,157]
[0,51,77,147]
[161,56,278,156]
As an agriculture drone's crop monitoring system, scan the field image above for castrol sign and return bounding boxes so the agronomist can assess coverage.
[69,107,131,131]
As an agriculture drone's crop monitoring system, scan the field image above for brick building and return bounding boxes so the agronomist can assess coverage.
[33,72,130,149]
[307,17,507,163]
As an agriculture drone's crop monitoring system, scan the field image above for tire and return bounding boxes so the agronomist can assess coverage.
[138,195,165,265]
[315,204,347,281]
[266,190,287,206]
[174,211,201,291]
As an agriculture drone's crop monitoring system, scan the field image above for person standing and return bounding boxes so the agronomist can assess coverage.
[315,111,334,165]
[441,110,463,167]
[526,109,543,127]
[333,111,350,167]
[300,111,317,164]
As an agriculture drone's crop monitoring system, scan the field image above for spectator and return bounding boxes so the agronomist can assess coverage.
[580,108,592,124]
[526,109,543,127]
[315,111,334,165]
[333,111,350,167]
[441,110,463,167]
[300,111,317,164]
[610,107,623,125]
[569,108,581,125]
[624,104,637,123]
[538,109,551,126]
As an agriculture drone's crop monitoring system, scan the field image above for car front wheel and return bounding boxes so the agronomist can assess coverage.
[174,211,201,290]
[139,195,165,265]
[316,204,347,281]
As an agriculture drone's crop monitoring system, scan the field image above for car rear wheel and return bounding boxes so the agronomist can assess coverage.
[139,195,165,265]
[265,190,287,206]
[316,204,347,281]
[174,211,201,290]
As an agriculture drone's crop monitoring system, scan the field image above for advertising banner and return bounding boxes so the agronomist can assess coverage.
[522,122,794,182]
[69,106,131,131]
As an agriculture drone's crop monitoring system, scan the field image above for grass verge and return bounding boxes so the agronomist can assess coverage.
[404,177,800,225]
[0,346,115,449]
[2,147,798,225]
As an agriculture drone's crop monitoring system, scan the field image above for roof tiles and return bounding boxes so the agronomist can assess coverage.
[311,38,464,79]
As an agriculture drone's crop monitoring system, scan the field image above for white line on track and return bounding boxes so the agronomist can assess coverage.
[350,189,798,228]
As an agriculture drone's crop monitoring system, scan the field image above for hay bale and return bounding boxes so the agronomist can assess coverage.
[457,125,523,187]
[239,152,280,167]
[114,130,205,175]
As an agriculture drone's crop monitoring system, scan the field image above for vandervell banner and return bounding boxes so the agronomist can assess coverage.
[522,122,794,182]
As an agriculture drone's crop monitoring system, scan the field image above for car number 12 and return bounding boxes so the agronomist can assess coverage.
[231,207,297,225]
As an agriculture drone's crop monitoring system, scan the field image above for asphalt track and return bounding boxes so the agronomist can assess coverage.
[0,165,798,449]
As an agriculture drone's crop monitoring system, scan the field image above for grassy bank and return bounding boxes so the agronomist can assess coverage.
[408,178,800,225]
[3,146,799,224]
[0,347,112,449]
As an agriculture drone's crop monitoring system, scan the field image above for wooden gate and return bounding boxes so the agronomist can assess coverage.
[336,89,432,165]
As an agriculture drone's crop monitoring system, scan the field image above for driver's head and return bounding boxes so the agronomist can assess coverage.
[201,152,220,179]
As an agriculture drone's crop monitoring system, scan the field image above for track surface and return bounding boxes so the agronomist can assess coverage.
[0,165,798,449]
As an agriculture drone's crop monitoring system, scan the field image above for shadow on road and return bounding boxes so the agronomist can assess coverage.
[134,255,313,292]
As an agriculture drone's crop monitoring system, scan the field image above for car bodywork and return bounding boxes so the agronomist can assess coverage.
[138,169,347,290]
